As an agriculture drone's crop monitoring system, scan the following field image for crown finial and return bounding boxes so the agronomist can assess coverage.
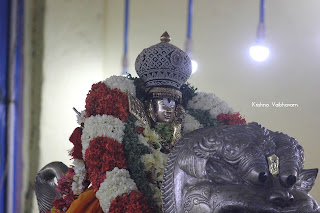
[135,32,192,94]
[160,31,171,43]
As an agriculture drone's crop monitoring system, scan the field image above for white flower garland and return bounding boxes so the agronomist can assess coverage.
[81,114,125,159]
[187,92,234,118]
[209,101,233,117]
[71,159,87,195]
[183,113,203,134]
[76,110,86,126]
[96,167,138,213]
[103,75,136,96]
[188,92,220,110]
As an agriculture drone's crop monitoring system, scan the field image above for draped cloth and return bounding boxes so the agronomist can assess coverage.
[66,188,104,213]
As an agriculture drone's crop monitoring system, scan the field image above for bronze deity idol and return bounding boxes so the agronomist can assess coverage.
[129,31,191,148]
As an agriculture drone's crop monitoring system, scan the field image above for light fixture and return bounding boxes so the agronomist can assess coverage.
[122,0,129,75]
[185,0,198,73]
[250,45,270,62]
[191,60,198,73]
[250,0,270,62]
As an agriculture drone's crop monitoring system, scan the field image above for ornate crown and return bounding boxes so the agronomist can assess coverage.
[135,32,192,102]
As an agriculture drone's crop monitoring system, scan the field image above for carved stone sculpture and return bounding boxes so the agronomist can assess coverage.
[162,122,319,213]
[34,162,68,212]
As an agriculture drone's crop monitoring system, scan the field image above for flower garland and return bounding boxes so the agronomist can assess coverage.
[82,78,152,212]
[51,168,78,212]
[96,167,138,213]
[76,110,86,126]
[109,190,151,213]
[103,75,136,96]
[217,112,246,125]
[182,113,203,134]
[85,137,127,191]
[52,76,154,213]
[85,82,129,121]
[187,92,233,115]
[71,159,87,195]
[53,75,247,213]
[121,115,157,210]
[81,114,125,159]
[141,149,167,207]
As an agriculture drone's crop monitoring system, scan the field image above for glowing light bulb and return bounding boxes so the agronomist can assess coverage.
[191,59,198,73]
[249,44,270,62]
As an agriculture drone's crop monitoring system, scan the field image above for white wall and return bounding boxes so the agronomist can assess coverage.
[35,0,105,212]
[104,0,320,202]
[40,0,105,168]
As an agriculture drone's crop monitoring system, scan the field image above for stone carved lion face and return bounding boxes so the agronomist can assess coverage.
[162,123,319,213]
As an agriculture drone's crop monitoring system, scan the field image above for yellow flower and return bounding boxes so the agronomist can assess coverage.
[143,126,162,147]
[141,149,168,182]
[50,207,61,213]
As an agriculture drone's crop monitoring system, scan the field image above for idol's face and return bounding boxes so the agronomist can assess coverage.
[154,98,176,123]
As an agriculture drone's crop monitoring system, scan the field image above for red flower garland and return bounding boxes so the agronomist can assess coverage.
[85,136,127,191]
[109,190,152,213]
[85,82,129,121]
[217,112,247,125]
[52,168,77,212]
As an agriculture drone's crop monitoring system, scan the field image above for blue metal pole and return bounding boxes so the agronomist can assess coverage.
[187,0,193,39]
[260,0,265,23]
[0,0,10,212]
[6,0,24,212]
[124,0,129,55]
[122,0,130,75]
[256,0,266,41]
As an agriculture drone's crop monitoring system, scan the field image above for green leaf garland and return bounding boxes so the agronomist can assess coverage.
[188,109,220,127]
[122,115,158,211]
[180,82,197,108]
[154,123,172,143]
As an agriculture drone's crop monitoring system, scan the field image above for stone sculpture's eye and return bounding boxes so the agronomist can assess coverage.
[279,170,298,188]
[243,168,270,187]
[259,172,268,183]
[286,175,297,186]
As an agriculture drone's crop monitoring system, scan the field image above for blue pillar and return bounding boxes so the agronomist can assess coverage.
[0,0,10,212]
[12,0,24,212]
[0,0,24,212]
